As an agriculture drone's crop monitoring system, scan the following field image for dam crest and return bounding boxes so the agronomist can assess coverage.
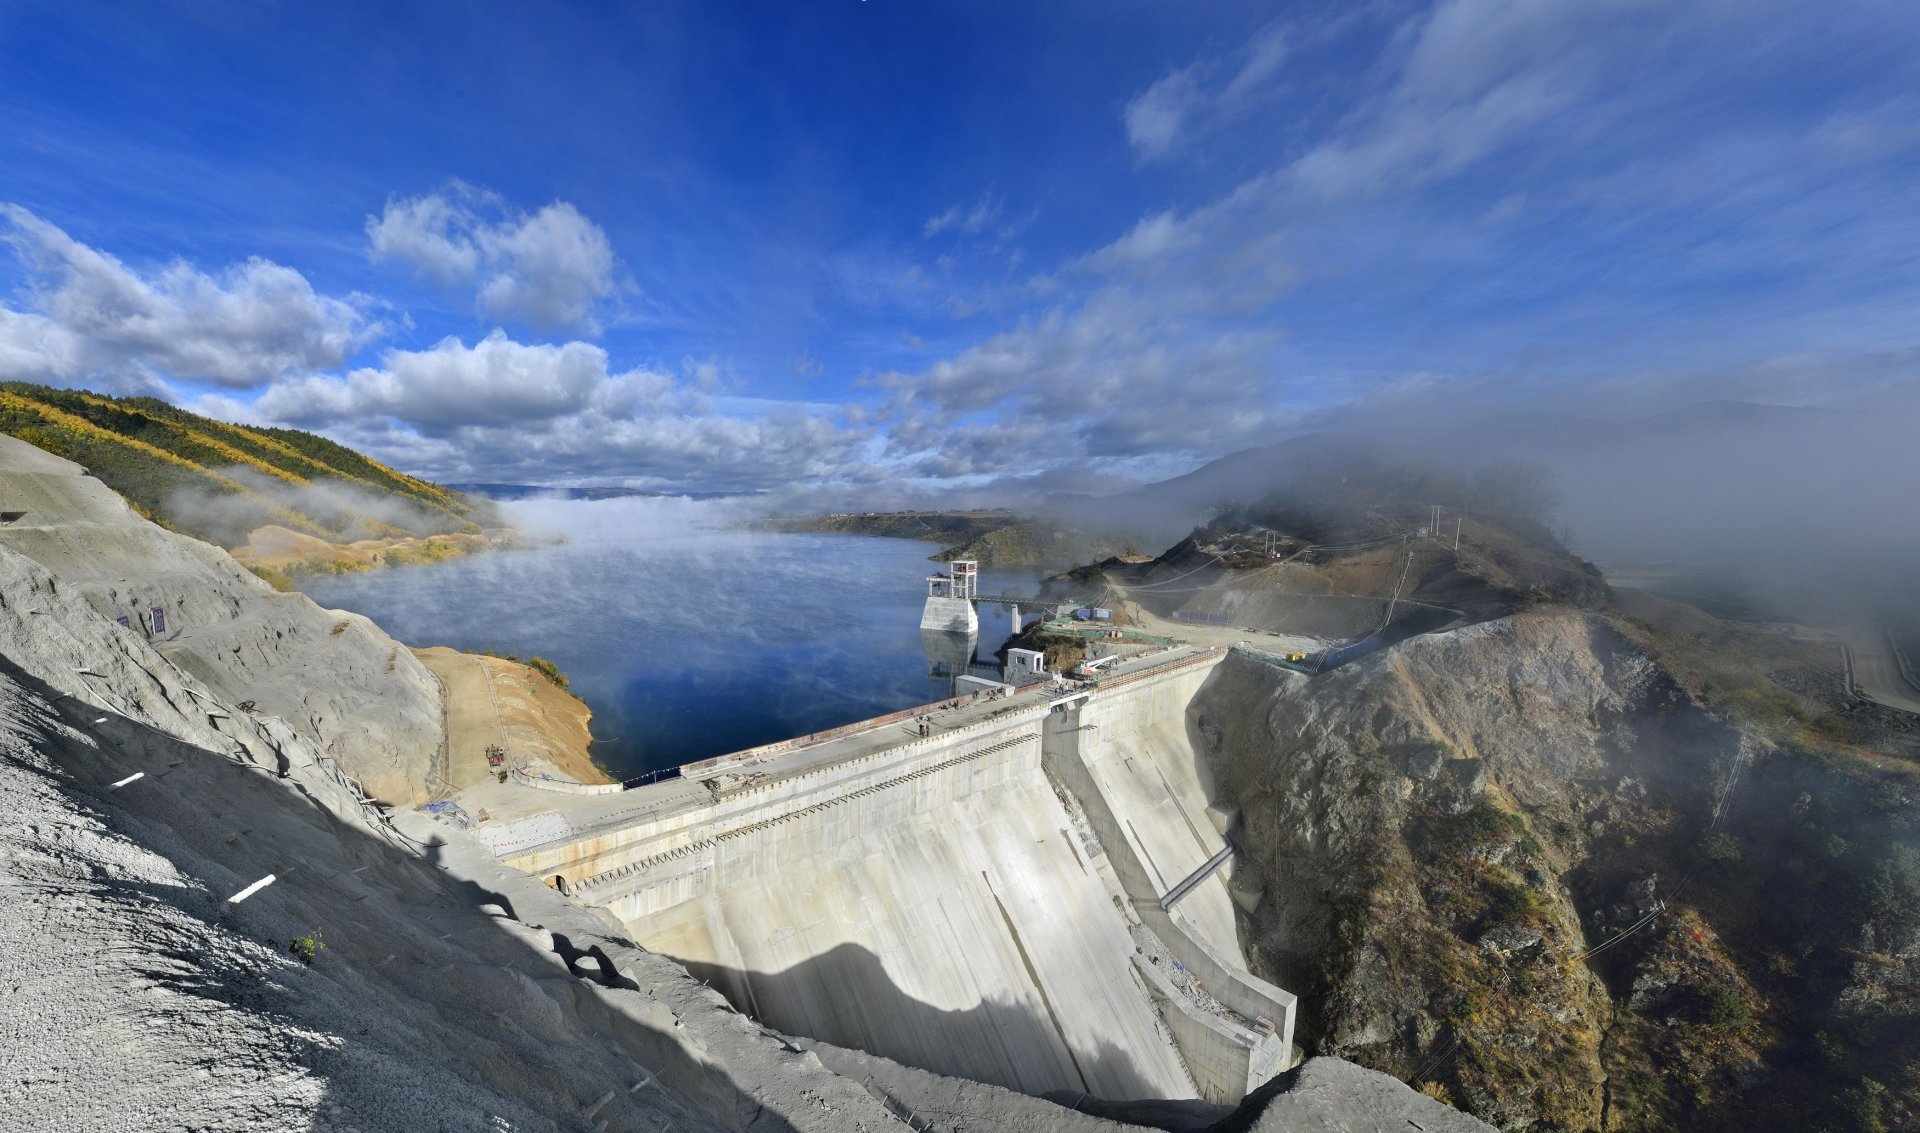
[486,646,1299,1105]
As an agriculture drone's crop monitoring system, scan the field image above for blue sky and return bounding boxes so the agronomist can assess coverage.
[3,1,1918,499]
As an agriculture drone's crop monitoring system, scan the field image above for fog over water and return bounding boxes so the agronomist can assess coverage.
[303,497,1042,778]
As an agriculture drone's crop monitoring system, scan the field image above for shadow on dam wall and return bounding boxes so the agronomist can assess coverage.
[677,941,1167,1100]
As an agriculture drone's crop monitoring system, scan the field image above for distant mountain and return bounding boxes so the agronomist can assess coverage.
[447,483,753,501]
[447,483,662,501]
[1626,399,1835,437]
[0,382,497,548]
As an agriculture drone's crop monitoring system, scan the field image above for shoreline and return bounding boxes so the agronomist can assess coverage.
[412,646,614,811]
[233,523,560,590]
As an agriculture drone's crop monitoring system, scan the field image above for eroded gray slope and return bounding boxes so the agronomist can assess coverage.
[0,538,910,1131]
[0,434,441,803]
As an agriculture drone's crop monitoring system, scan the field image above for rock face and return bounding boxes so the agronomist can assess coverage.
[1193,614,1778,1130]
[1238,1057,1498,1132]
[0,434,442,803]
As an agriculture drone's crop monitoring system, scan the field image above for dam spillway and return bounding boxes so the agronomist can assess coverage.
[486,647,1297,1104]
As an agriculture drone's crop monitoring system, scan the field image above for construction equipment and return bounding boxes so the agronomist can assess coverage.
[486,744,506,768]
[1071,654,1120,679]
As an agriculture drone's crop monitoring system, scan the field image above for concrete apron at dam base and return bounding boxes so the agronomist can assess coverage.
[485,646,1297,1106]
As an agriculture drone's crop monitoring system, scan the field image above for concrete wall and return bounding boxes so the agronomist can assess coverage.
[1038,657,1296,1104]
[921,594,977,634]
[509,767,625,795]
[607,714,1201,1100]
[512,649,1298,1106]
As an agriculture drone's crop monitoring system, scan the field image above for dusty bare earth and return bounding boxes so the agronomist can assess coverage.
[413,646,612,795]
[230,522,529,581]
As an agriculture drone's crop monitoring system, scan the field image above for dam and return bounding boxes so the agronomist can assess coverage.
[481,645,1298,1105]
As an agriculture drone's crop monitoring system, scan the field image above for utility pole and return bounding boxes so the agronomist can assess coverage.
[1454,517,1462,552]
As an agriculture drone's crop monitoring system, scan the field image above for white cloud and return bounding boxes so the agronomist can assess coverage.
[876,292,1291,475]
[1122,22,1288,162]
[252,328,871,494]
[923,192,1004,239]
[258,330,625,430]
[364,192,479,286]
[0,205,376,390]
[367,184,618,333]
[1124,70,1202,162]
[1285,0,1665,199]
[308,398,871,496]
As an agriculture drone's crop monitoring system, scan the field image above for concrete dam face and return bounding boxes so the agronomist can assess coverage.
[496,649,1296,1105]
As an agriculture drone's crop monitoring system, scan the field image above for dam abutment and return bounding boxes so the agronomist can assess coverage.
[1039,659,1297,1104]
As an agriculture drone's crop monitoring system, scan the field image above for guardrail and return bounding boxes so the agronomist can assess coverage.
[1230,645,1317,675]
[1890,629,1920,695]
[509,767,625,795]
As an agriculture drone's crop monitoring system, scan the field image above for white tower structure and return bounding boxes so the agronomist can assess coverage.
[920,559,980,635]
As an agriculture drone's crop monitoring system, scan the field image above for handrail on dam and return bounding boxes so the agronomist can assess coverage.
[494,645,1236,863]
[672,645,1227,784]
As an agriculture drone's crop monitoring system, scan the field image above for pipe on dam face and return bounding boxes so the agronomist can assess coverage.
[1161,844,1235,911]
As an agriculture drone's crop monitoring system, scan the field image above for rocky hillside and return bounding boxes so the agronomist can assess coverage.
[934,521,1138,570]
[0,381,499,551]
[757,509,1018,546]
[754,509,1134,569]
[1193,607,1920,1131]
[0,434,443,804]
[0,527,921,1132]
[1064,508,1608,645]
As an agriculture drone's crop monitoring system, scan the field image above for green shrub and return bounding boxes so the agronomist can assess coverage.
[246,563,296,592]
[288,929,325,966]
[1837,1077,1888,1133]
[528,656,569,691]
[1487,880,1543,920]
[1435,803,1537,859]
[1701,832,1743,864]
[1700,985,1751,1029]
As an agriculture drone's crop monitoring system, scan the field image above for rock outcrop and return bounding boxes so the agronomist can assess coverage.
[1198,618,1758,1129]
[0,434,442,803]
[1194,611,1920,1131]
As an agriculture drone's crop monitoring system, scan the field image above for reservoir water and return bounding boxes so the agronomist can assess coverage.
[302,498,1044,779]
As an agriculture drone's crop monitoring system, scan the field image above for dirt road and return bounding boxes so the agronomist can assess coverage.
[1845,629,1920,715]
[1102,586,1328,654]
[413,647,612,793]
